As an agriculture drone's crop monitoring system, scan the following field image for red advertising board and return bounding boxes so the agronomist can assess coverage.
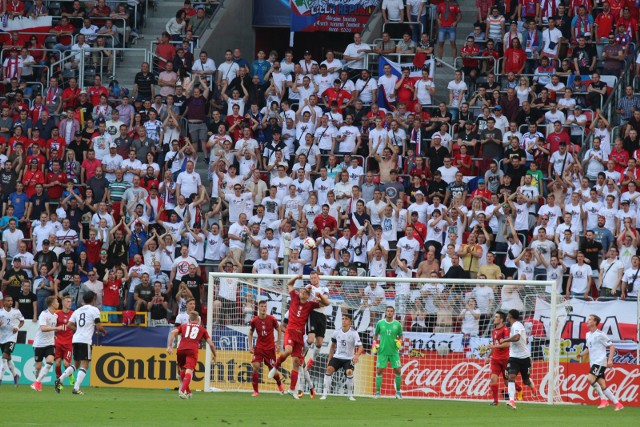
[377,355,640,406]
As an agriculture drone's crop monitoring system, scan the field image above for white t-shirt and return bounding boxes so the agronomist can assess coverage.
[397,236,420,266]
[377,74,398,102]
[33,309,58,347]
[585,329,612,367]
[69,304,102,344]
[447,80,467,108]
[415,79,435,105]
[176,171,201,198]
[355,77,377,103]
[0,307,24,343]
[332,327,362,359]
[509,320,531,359]
[569,263,593,294]
[228,223,249,250]
[558,239,579,267]
[2,229,24,257]
[623,267,640,297]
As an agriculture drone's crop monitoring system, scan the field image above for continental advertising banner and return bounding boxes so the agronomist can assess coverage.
[90,347,293,391]
[290,0,377,33]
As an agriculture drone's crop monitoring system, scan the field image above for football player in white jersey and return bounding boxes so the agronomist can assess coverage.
[580,314,624,411]
[321,311,363,400]
[305,271,331,371]
[500,309,537,410]
[55,291,107,395]
[0,295,24,386]
[31,296,63,391]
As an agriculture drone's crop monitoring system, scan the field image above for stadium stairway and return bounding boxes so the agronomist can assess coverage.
[431,0,478,102]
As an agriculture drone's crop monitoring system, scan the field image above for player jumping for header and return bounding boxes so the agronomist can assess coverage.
[268,274,330,399]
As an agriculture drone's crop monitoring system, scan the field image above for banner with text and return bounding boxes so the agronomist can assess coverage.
[377,355,640,406]
[0,16,53,45]
[90,346,292,391]
[290,0,377,33]
[534,298,638,341]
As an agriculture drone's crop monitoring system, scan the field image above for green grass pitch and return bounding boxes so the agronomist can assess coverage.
[1,387,637,426]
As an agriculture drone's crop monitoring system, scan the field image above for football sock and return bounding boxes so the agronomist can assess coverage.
[274,355,286,369]
[37,363,53,382]
[179,370,185,384]
[602,387,619,404]
[306,345,316,361]
[346,375,354,396]
[59,365,75,381]
[375,374,382,393]
[274,373,282,386]
[55,364,62,378]
[515,382,522,392]
[297,366,305,392]
[303,366,312,386]
[395,374,402,392]
[323,374,332,395]
[0,359,5,379]
[491,384,499,403]
[181,372,192,394]
[6,360,17,376]
[252,371,259,393]
[508,381,516,402]
[290,369,298,391]
[75,368,86,390]
[591,381,605,399]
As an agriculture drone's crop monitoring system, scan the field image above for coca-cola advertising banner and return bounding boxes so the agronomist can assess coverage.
[534,298,638,341]
[378,355,640,406]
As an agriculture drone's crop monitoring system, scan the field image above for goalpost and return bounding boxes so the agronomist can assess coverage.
[204,272,567,402]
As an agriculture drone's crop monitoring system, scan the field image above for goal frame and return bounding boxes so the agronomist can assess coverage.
[205,272,558,402]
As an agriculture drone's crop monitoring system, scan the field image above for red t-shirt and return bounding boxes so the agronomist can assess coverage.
[225,114,243,141]
[610,148,629,174]
[53,24,75,45]
[453,153,472,175]
[85,239,103,264]
[22,169,44,197]
[322,88,352,112]
[46,171,67,199]
[491,325,510,360]
[62,87,81,110]
[88,86,109,106]
[103,279,122,307]
[47,138,67,157]
[55,309,74,347]
[249,315,279,351]
[287,290,319,331]
[547,130,571,153]
[504,48,526,73]
[156,43,177,70]
[81,158,102,181]
[313,214,338,234]
[438,2,460,27]
[461,45,480,68]
[177,322,210,352]
[471,188,492,208]
[412,221,427,246]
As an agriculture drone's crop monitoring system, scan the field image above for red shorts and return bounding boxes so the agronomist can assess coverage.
[491,358,508,378]
[55,344,73,363]
[177,349,199,370]
[284,330,304,358]
[252,347,277,367]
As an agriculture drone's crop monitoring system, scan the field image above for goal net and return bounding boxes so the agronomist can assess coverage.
[205,272,569,403]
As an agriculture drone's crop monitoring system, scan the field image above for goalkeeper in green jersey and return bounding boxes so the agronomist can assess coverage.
[372,306,403,399]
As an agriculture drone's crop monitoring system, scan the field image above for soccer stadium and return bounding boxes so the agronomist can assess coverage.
[0,1,639,425]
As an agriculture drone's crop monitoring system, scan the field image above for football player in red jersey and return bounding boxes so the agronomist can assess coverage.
[268,274,330,399]
[248,300,284,396]
[485,311,521,405]
[167,311,216,399]
[54,296,75,387]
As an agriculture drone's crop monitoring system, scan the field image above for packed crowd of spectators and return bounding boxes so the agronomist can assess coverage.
[0,1,638,333]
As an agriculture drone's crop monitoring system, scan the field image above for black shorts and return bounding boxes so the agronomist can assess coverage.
[328,357,354,373]
[307,311,327,338]
[1,341,15,355]
[34,345,55,362]
[590,364,606,379]
[73,343,93,361]
[507,357,531,382]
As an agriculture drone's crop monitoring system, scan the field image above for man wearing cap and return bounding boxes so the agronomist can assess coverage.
[34,238,59,277]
